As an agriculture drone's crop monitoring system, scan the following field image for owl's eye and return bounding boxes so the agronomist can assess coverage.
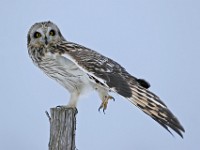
[33,32,41,38]
[49,30,56,36]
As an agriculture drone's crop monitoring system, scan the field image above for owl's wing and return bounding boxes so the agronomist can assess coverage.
[54,41,185,138]
[55,41,146,97]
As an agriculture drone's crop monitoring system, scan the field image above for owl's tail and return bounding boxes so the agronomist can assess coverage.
[126,80,185,138]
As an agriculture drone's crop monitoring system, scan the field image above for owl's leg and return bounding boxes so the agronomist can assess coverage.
[57,92,79,109]
[67,92,80,107]
[97,89,115,113]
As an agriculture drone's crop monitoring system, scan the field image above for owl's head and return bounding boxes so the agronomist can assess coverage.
[27,21,65,47]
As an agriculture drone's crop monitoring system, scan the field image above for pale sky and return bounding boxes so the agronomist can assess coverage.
[0,0,199,149]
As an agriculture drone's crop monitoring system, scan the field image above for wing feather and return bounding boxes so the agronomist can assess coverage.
[55,41,135,97]
[52,41,185,137]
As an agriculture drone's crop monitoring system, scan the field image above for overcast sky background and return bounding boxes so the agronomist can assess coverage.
[0,0,199,149]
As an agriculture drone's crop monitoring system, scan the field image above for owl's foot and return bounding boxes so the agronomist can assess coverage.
[56,105,78,112]
[98,95,115,113]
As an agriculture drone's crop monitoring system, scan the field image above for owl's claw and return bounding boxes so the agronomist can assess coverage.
[56,105,69,109]
[98,96,115,113]
[56,105,77,112]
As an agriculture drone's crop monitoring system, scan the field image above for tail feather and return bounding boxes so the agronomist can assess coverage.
[127,84,185,138]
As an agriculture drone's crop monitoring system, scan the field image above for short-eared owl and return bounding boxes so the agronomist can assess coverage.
[27,21,185,137]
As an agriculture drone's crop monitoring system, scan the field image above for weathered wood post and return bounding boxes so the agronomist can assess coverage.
[46,107,77,150]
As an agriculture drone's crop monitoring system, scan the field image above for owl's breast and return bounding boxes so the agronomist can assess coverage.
[37,53,91,92]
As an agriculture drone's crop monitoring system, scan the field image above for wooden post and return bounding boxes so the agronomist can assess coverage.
[46,107,77,150]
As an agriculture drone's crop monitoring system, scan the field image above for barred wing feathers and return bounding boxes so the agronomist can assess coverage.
[55,41,185,137]
[128,83,185,137]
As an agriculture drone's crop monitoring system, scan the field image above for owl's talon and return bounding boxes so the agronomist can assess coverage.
[98,105,102,112]
[103,108,106,114]
[56,105,77,112]
[56,105,62,108]
[56,105,70,108]
[98,104,106,113]
[111,96,115,101]
[98,95,115,113]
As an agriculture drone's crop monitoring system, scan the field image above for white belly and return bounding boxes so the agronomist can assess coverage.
[37,54,93,93]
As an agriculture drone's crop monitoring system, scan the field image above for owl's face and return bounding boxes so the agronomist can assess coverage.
[27,21,65,47]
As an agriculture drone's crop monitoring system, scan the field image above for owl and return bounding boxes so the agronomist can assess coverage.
[27,21,185,137]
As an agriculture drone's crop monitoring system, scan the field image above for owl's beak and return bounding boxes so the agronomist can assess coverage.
[44,36,48,45]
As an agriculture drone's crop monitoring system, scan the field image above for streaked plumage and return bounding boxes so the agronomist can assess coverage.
[27,21,185,137]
